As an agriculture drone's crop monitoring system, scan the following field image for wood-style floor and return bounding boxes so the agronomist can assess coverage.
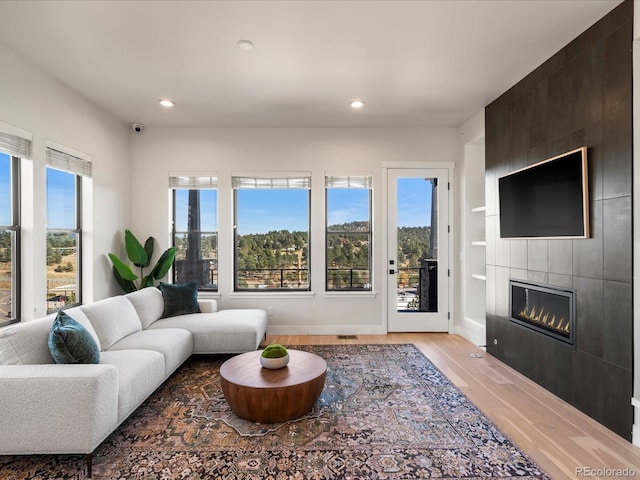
[265,333,640,480]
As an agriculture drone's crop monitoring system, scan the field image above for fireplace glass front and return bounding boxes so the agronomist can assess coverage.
[509,280,575,345]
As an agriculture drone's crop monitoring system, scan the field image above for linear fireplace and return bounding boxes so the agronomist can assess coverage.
[509,280,575,345]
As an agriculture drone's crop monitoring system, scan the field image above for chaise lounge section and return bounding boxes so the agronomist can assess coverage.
[0,287,267,476]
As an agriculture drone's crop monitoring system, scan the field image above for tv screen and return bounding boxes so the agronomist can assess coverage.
[499,147,589,239]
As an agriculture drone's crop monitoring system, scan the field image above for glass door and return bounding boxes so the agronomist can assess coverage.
[387,168,449,332]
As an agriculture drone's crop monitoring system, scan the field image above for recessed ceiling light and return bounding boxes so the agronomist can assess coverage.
[237,40,254,51]
[158,99,175,108]
[350,100,365,109]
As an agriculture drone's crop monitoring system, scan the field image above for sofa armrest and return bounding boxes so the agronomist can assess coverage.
[0,364,119,455]
[198,299,218,313]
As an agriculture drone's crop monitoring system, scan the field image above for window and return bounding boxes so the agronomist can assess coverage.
[170,175,218,290]
[46,148,90,311]
[0,154,20,324]
[0,130,29,325]
[233,175,310,291]
[326,175,372,291]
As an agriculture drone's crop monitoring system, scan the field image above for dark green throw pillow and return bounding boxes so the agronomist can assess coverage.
[48,310,100,364]
[158,282,201,318]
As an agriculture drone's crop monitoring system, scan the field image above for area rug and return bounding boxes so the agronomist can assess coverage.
[0,344,549,479]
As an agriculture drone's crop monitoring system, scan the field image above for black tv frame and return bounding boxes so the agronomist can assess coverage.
[498,147,589,239]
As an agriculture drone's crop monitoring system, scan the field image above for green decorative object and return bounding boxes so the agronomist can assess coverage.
[108,229,176,293]
[260,344,290,369]
[261,344,288,358]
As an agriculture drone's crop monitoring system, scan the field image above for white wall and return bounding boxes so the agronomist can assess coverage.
[130,126,460,334]
[455,110,486,346]
[0,43,130,319]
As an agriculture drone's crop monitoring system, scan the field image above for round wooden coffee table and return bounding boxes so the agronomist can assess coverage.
[219,349,327,423]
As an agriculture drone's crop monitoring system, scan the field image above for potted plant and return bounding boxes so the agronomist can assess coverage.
[260,344,289,369]
[108,229,176,293]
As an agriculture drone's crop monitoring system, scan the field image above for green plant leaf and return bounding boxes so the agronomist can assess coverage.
[108,253,138,281]
[150,247,176,280]
[140,274,155,289]
[125,229,148,268]
[142,237,155,268]
[112,266,137,293]
[109,230,176,292]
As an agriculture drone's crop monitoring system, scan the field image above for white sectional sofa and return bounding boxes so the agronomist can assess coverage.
[0,287,267,476]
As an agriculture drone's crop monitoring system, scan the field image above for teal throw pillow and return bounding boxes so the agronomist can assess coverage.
[48,310,100,364]
[158,282,201,318]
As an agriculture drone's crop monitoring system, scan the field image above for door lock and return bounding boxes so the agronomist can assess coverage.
[389,269,395,274]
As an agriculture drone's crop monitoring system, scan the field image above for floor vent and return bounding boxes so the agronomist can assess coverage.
[337,335,358,339]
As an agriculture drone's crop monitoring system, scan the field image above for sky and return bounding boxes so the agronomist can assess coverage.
[175,189,218,232]
[230,178,433,235]
[327,189,369,227]
[46,167,76,229]
[1,152,78,229]
[236,189,309,235]
[2,156,435,234]
[0,153,10,226]
[177,188,373,236]
[397,178,433,228]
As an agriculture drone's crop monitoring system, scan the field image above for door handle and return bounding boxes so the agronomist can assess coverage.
[389,269,395,274]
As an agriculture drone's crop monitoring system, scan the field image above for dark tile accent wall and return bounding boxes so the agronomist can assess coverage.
[485,0,633,440]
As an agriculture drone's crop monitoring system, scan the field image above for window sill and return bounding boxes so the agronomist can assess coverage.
[197,291,221,300]
[228,291,315,299]
[323,291,377,299]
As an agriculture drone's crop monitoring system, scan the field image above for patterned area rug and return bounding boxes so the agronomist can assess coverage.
[1,344,549,479]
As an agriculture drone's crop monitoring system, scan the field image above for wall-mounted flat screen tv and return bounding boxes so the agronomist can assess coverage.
[499,147,589,239]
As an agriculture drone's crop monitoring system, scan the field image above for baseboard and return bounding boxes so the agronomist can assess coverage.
[453,316,486,347]
[267,324,387,336]
[268,321,486,342]
[633,425,640,448]
[632,397,640,447]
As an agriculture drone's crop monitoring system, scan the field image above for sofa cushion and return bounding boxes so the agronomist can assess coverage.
[158,282,201,318]
[197,298,218,313]
[148,309,267,354]
[80,296,142,351]
[63,306,102,351]
[0,315,56,365]
[99,349,166,424]
[125,287,164,329]
[108,328,193,376]
[48,310,100,364]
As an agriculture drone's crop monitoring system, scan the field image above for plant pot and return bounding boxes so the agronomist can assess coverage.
[260,353,290,369]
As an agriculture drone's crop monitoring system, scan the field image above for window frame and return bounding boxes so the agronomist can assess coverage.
[171,187,219,291]
[325,175,373,292]
[0,155,20,326]
[45,167,82,313]
[233,175,311,292]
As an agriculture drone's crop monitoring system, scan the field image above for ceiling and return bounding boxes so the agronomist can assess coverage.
[0,0,623,128]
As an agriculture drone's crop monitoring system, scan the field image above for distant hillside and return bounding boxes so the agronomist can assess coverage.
[327,221,370,269]
[236,230,308,270]
[397,226,431,268]
[234,222,431,270]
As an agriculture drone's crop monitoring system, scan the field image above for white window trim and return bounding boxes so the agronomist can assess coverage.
[325,174,373,292]
[233,172,311,292]
[170,175,220,290]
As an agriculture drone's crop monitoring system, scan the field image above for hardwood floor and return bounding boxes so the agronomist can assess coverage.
[265,333,640,480]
